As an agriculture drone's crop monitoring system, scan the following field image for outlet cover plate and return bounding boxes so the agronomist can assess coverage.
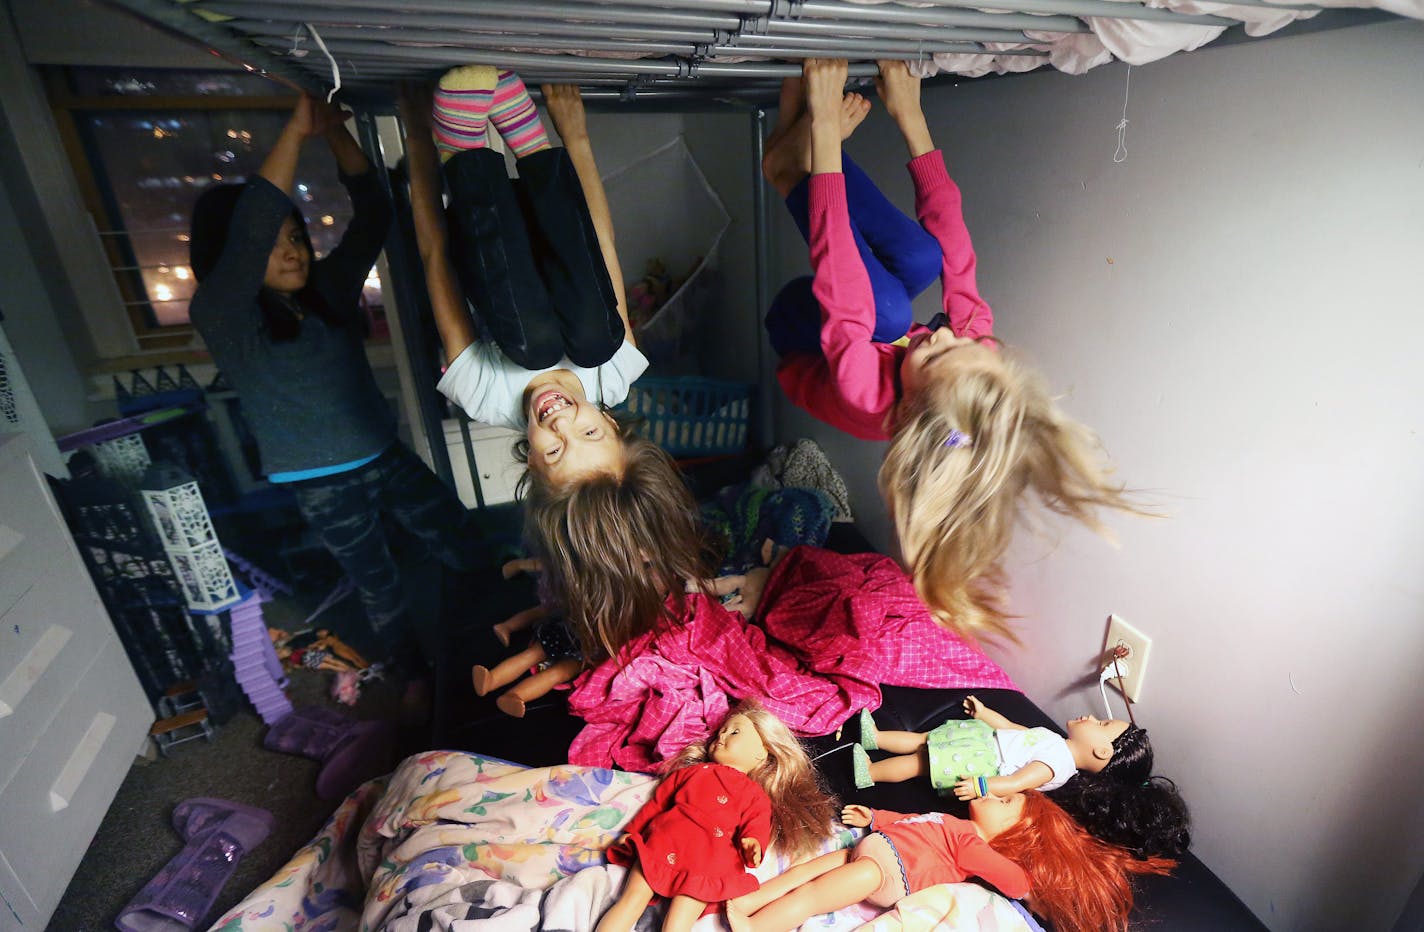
[1104,614,1151,704]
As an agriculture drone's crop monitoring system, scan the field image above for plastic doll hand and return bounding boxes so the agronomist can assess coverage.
[952,778,979,801]
[962,695,986,720]
[841,804,873,828]
[740,836,763,868]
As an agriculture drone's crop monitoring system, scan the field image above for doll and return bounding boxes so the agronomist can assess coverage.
[597,702,837,932]
[471,558,583,718]
[726,790,1174,932]
[852,695,1191,858]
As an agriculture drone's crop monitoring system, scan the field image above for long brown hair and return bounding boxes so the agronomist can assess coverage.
[989,791,1174,932]
[880,350,1147,642]
[520,432,714,662]
[662,701,837,861]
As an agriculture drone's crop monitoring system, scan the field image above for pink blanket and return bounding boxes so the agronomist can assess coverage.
[566,547,1015,771]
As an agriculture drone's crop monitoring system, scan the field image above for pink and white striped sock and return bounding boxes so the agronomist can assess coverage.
[487,70,550,158]
[432,65,499,159]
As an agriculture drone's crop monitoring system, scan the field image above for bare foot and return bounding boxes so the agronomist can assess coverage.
[724,899,753,932]
[764,75,804,153]
[761,112,812,196]
[472,665,492,696]
[496,692,527,717]
[492,621,515,647]
[841,92,871,141]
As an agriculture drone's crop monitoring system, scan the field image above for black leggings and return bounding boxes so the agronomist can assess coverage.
[443,146,622,370]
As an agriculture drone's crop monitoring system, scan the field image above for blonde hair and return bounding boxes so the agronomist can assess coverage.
[520,431,715,662]
[663,700,837,861]
[880,350,1145,643]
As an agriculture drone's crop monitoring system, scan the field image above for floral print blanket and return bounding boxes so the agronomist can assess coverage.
[208,750,1029,932]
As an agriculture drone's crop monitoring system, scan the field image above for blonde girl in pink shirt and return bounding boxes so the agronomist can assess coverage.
[767,59,1144,642]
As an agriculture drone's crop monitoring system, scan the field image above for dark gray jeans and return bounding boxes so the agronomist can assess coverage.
[287,443,483,663]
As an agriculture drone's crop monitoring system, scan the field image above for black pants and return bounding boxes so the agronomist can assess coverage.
[443,146,622,370]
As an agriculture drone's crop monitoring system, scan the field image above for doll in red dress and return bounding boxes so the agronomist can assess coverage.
[598,702,837,932]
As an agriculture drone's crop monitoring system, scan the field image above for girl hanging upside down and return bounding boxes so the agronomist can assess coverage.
[400,74,714,664]
[765,59,1147,643]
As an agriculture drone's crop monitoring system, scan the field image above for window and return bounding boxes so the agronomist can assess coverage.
[47,67,387,352]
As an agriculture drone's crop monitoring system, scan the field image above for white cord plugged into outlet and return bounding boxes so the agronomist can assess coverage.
[1099,657,1131,719]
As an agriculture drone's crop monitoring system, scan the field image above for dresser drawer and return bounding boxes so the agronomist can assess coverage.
[0,636,151,923]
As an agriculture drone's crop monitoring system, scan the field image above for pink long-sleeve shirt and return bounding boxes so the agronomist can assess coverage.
[776,151,994,441]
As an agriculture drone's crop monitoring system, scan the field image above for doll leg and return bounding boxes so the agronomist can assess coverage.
[662,894,708,932]
[493,604,548,647]
[869,727,930,755]
[728,849,849,915]
[868,747,931,785]
[597,861,657,932]
[495,656,582,717]
[472,642,546,696]
[728,857,882,932]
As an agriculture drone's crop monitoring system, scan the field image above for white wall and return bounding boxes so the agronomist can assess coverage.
[768,18,1424,932]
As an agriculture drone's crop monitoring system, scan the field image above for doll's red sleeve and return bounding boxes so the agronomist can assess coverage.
[955,833,1031,900]
[738,784,773,850]
[867,808,911,830]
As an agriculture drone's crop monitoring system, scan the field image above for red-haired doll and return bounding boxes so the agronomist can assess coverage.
[597,702,836,932]
[726,790,1173,932]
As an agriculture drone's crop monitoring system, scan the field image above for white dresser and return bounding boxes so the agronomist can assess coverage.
[0,433,152,929]
[442,418,525,508]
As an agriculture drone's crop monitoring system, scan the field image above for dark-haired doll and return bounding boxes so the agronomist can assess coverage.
[853,695,1190,859]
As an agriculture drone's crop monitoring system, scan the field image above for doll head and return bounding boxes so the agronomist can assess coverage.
[521,433,714,662]
[1064,715,1134,774]
[880,346,1142,643]
[666,701,838,861]
[987,791,1175,932]
[708,712,770,773]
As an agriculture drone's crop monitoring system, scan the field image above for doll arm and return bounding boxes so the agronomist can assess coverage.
[963,695,1025,731]
[737,788,774,867]
[955,836,1031,900]
[953,761,1054,801]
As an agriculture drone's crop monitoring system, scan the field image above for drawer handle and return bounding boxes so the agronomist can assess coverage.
[50,711,117,812]
[0,624,72,719]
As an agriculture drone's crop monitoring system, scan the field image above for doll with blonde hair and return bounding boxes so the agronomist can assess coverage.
[598,701,837,932]
[766,59,1141,642]
[726,790,1173,932]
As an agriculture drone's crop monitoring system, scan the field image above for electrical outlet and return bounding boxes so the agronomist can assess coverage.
[1103,614,1152,704]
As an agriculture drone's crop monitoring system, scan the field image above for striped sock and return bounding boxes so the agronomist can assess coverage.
[487,70,550,158]
[433,65,499,160]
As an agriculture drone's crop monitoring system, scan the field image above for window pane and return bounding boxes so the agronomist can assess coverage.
[80,109,384,330]
[70,67,278,98]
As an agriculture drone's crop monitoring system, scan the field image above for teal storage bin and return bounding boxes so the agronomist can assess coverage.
[617,377,751,458]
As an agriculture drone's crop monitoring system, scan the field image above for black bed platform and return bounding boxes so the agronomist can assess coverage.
[431,504,1264,931]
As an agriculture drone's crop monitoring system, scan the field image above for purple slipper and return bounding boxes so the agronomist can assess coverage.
[114,806,275,932]
[170,797,275,843]
[263,704,355,760]
[315,718,397,801]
